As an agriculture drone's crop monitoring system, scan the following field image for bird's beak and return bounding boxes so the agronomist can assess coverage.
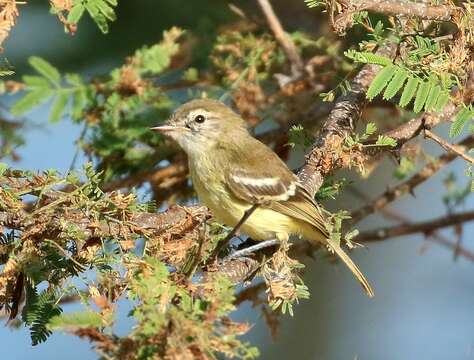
[150,125,189,133]
[150,125,176,132]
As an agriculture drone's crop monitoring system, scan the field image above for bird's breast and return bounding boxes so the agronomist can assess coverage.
[189,158,296,241]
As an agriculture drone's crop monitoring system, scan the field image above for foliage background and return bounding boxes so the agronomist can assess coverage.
[1,1,474,359]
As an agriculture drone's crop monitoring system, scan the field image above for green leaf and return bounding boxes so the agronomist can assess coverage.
[434,91,450,111]
[67,3,85,23]
[399,76,419,107]
[11,88,53,115]
[413,80,431,113]
[95,0,116,21]
[365,122,377,136]
[424,84,441,111]
[366,65,397,100]
[383,67,408,100]
[65,73,83,86]
[449,106,472,137]
[48,311,103,331]
[85,3,109,33]
[394,156,415,179]
[23,75,50,88]
[345,50,392,66]
[375,135,397,147]
[71,89,87,119]
[49,92,69,122]
[0,162,8,176]
[29,57,60,85]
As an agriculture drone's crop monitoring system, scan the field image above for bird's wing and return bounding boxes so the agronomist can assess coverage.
[223,140,374,296]
[224,137,327,234]
[226,166,298,203]
[269,184,329,238]
[224,138,299,204]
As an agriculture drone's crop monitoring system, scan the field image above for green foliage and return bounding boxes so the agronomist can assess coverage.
[344,50,392,66]
[22,286,63,345]
[48,311,103,331]
[288,124,313,148]
[132,27,183,75]
[9,29,185,182]
[366,65,397,100]
[347,32,460,116]
[11,57,89,122]
[375,135,397,147]
[0,58,14,76]
[413,80,430,113]
[399,76,419,107]
[123,256,259,359]
[394,157,416,179]
[316,178,349,200]
[304,0,324,8]
[383,67,408,100]
[68,0,118,33]
[346,122,395,149]
[450,105,474,137]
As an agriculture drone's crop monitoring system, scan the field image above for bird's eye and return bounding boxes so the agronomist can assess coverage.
[194,114,205,123]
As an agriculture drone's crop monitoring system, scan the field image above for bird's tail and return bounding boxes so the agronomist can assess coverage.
[303,225,374,298]
[324,238,375,298]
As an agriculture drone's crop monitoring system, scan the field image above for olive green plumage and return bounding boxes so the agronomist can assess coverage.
[152,99,374,297]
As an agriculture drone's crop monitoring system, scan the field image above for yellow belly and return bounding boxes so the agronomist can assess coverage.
[190,163,294,240]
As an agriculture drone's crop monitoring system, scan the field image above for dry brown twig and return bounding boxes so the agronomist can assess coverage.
[348,185,474,262]
[355,210,474,242]
[351,135,474,224]
[256,0,304,77]
[424,129,474,164]
[332,0,461,34]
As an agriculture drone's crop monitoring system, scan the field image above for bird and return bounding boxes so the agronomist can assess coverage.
[151,98,374,297]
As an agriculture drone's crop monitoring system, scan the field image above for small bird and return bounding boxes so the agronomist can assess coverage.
[151,99,374,297]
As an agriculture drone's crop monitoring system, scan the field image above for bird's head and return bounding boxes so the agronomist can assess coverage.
[151,99,247,156]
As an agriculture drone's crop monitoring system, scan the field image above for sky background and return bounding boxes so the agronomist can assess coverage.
[2,1,474,359]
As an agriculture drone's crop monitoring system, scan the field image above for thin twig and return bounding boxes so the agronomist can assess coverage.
[355,210,474,242]
[256,0,304,76]
[424,129,474,164]
[348,185,474,262]
[351,135,474,224]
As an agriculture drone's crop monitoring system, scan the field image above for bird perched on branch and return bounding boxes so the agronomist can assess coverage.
[151,98,374,297]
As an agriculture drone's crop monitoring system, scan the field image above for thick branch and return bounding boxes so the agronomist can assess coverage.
[355,211,474,242]
[355,0,454,20]
[298,45,396,196]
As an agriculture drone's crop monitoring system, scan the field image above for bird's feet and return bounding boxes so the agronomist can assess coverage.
[225,239,281,260]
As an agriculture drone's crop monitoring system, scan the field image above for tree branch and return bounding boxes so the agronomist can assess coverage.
[424,129,474,164]
[298,45,396,196]
[353,0,454,21]
[351,135,474,224]
[256,0,304,76]
[355,210,474,242]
